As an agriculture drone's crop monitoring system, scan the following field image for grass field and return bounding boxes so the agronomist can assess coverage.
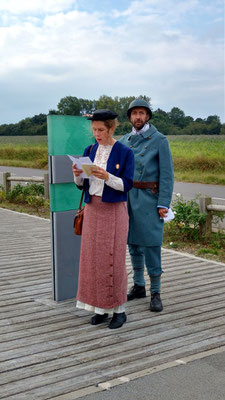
[168,135,225,185]
[0,135,225,184]
[0,136,48,169]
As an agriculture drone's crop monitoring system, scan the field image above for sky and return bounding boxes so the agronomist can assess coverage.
[0,0,224,124]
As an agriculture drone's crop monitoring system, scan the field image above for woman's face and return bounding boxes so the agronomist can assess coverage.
[92,121,114,145]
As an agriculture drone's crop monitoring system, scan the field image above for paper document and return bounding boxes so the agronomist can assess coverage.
[163,208,175,223]
[81,164,96,177]
[67,155,95,179]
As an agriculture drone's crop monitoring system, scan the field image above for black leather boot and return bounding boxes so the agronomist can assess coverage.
[91,313,108,325]
[108,312,127,329]
[127,283,146,301]
[150,293,163,312]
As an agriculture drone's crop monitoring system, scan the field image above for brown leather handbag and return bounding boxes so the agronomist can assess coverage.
[73,189,85,235]
[73,144,93,235]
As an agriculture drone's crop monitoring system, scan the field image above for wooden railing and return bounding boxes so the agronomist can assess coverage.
[2,172,49,199]
[199,197,225,234]
[2,174,224,233]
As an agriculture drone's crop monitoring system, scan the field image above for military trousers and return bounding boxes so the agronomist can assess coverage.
[128,244,162,287]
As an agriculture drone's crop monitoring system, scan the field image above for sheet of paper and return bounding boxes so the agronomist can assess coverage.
[163,208,175,222]
[67,155,95,179]
[81,164,96,177]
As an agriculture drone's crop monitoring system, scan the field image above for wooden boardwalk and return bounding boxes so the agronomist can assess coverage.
[0,207,225,400]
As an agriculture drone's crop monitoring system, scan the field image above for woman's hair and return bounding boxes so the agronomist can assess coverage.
[92,118,118,131]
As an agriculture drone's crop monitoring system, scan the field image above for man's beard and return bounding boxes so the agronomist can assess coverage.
[134,121,145,130]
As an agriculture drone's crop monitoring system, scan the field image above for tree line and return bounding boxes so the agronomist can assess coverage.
[0,95,224,136]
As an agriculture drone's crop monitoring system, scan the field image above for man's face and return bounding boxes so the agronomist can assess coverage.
[130,107,149,130]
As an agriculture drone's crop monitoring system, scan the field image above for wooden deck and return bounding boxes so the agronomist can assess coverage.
[0,207,225,400]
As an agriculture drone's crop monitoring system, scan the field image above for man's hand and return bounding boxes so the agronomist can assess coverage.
[158,208,168,218]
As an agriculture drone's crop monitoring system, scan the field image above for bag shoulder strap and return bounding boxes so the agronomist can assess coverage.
[78,144,94,210]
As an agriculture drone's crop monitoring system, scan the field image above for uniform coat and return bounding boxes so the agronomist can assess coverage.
[120,124,174,247]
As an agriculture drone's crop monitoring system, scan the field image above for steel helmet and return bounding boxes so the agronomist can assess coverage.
[127,98,152,120]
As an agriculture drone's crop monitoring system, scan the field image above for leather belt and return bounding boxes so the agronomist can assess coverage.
[133,181,159,194]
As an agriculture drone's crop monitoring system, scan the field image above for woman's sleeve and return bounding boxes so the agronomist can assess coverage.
[105,174,124,192]
[74,175,84,186]
[120,148,134,193]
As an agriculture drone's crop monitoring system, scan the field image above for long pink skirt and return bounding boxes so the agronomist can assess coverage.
[76,196,128,309]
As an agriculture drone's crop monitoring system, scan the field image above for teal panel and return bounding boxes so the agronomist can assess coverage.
[47,115,94,156]
[50,183,84,212]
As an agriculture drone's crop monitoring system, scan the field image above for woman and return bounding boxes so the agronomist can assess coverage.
[72,109,134,329]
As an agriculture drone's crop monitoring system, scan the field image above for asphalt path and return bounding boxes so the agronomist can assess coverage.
[82,350,225,400]
[0,166,224,200]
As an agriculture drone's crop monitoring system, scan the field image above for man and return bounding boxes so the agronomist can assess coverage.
[120,98,174,312]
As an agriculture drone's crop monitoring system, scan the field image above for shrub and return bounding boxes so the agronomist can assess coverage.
[6,183,44,204]
[168,194,206,241]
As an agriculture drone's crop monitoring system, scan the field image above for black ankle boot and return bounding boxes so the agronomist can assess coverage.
[91,313,108,325]
[127,284,146,301]
[150,293,163,312]
[108,312,127,329]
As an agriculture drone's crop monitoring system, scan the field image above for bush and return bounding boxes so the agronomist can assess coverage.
[167,194,206,241]
[6,183,44,204]
[2,183,49,216]
[0,186,6,202]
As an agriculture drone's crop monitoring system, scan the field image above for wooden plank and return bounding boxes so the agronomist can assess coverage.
[0,207,225,400]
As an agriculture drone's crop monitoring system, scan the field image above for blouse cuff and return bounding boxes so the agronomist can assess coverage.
[74,175,84,186]
[105,173,124,192]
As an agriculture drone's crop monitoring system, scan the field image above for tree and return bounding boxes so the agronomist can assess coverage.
[206,115,221,124]
[168,107,186,128]
[48,109,59,115]
[57,96,81,115]
[78,98,96,115]
[96,95,116,113]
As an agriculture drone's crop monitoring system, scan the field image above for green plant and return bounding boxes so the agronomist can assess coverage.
[6,184,24,203]
[26,195,45,214]
[0,187,6,202]
[169,194,206,240]
[197,248,218,256]
[22,183,44,197]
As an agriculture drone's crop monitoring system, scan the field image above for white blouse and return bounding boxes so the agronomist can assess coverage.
[74,143,124,194]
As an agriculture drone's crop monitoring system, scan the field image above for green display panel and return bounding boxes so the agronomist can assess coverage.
[50,183,84,212]
[47,115,93,156]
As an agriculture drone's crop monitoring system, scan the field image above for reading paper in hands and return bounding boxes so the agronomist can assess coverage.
[67,155,95,178]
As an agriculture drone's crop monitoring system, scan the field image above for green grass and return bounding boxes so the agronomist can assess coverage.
[167,135,225,184]
[0,136,48,169]
[0,135,47,144]
[0,135,225,184]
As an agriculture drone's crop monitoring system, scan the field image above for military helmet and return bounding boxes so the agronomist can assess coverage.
[127,98,152,120]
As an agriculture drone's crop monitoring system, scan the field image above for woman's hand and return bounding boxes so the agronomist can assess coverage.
[91,166,109,181]
[72,164,83,177]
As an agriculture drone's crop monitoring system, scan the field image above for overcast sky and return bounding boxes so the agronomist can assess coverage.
[0,0,224,124]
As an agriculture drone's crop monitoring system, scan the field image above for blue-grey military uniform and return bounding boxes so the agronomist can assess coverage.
[120,123,174,287]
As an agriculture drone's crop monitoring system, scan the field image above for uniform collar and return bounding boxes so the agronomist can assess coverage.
[141,124,157,138]
[131,123,149,136]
